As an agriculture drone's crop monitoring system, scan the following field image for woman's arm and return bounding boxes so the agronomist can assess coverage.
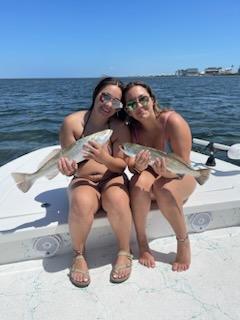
[58,113,83,176]
[166,112,192,163]
[90,121,131,173]
[152,112,192,178]
[59,115,78,148]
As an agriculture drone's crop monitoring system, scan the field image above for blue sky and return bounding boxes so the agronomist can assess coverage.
[0,0,239,78]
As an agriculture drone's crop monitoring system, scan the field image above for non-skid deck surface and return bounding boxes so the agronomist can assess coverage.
[0,226,239,320]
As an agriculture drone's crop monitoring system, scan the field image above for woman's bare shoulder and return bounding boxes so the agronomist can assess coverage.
[62,110,88,130]
[165,111,188,129]
[60,110,89,140]
[63,110,87,124]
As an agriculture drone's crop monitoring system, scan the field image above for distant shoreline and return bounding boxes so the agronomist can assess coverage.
[0,74,240,80]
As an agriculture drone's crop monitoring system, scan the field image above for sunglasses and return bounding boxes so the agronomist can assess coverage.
[125,95,150,112]
[99,92,123,110]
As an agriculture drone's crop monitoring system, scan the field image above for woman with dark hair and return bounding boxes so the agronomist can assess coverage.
[58,77,132,287]
[123,81,196,272]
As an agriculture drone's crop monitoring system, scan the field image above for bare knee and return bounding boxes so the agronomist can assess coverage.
[130,172,154,193]
[70,193,98,220]
[102,190,130,214]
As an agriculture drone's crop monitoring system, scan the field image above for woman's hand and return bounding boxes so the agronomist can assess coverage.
[134,150,150,172]
[83,141,108,164]
[58,157,78,176]
[152,157,176,178]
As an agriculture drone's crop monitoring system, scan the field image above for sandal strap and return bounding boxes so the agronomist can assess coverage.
[70,267,89,276]
[117,250,133,260]
[112,263,132,272]
[70,252,90,277]
[176,234,189,242]
[71,251,87,270]
[112,250,133,274]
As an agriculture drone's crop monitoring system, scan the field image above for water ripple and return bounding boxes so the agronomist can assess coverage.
[0,76,240,166]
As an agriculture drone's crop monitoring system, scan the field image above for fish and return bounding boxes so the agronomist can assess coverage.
[121,142,211,185]
[11,129,113,193]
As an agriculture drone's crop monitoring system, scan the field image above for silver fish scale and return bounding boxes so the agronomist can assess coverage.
[123,143,200,177]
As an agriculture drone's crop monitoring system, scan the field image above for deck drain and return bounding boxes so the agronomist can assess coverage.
[33,235,62,257]
[189,212,212,232]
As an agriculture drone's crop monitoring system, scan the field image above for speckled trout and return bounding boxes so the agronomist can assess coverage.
[121,142,210,185]
[12,129,113,193]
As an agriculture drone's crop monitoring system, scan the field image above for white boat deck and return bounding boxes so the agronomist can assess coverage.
[0,146,240,319]
[0,226,240,320]
[1,146,240,264]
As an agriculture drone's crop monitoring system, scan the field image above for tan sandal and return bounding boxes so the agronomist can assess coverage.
[69,252,90,288]
[110,250,133,284]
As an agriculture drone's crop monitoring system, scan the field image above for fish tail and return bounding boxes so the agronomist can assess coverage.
[11,172,35,193]
[195,168,211,185]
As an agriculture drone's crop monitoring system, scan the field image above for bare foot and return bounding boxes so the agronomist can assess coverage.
[172,237,191,272]
[70,254,90,286]
[139,246,156,268]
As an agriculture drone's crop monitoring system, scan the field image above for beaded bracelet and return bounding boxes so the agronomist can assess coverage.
[132,165,141,174]
[72,168,79,178]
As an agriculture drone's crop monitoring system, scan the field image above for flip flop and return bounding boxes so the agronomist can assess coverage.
[110,250,133,284]
[69,254,90,288]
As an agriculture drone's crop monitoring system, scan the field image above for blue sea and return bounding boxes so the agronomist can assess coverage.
[0,76,239,167]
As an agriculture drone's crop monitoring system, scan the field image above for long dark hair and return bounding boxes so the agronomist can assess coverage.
[122,81,169,126]
[90,77,124,110]
[87,77,126,121]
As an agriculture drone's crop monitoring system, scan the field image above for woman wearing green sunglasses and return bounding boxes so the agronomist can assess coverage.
[123,81,196,272]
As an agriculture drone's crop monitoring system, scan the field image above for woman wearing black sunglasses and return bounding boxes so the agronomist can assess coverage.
[58,77,133,287]
[123,81,196,272]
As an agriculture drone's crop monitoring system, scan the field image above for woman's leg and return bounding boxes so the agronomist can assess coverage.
[130,171,156,268]
[68,179,101,284]
[101,175,132,280]
[152,175,196,272]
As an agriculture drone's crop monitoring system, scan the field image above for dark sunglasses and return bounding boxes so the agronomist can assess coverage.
[99,92,123,110]
[125,95,150,112]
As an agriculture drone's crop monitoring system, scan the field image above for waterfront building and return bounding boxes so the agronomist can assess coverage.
[176,68,199,76]
[204,67,222,75]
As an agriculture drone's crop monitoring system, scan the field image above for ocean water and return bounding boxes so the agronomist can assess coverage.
[0,76,239,167]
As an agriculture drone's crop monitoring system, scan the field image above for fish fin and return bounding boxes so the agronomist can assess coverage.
[11,172,34,193]
[195,168,211,185]
[45,169,59,180]
[37,149,61,169]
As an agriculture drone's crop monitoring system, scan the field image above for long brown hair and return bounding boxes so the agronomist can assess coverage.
[122,81,169,126]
